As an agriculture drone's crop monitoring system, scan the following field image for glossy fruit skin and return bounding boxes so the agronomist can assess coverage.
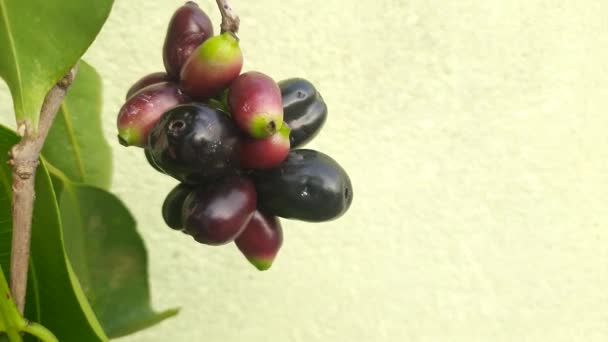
[228,71,283,138]
[163,1,214,78]
[235,210,283,270]
[253,149,353,222]
[125,72,171,100]
[147,103,241,184]
[117,82,190,147]
[239,123,290,170]
[144,148,165,174]
[162,183,194,230]
[182,176,257,245]
[180,32,243,99]
[279,78,328,148]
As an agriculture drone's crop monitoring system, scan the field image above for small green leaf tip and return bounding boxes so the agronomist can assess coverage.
[248,257,273,271]
[208,98,229,113]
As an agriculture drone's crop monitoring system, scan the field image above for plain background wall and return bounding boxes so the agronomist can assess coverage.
[1,0,607,341]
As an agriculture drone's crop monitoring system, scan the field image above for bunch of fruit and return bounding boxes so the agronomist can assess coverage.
[116,1,353,270]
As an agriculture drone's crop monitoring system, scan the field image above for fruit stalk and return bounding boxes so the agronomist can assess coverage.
[8,64,79,314]
[216,0,240,34]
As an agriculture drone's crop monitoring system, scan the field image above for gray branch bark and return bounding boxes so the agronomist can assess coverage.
[9,64,79,313]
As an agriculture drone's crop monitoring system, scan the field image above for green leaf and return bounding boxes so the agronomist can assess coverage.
[0,0,114,128]
[42,61,112,189]
[1,267,58,342]
[0,125,108,341]
[53,178,178,338]
[0,266,24,341]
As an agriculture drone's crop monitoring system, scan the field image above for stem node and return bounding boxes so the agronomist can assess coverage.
[9,64,79,314]
[216,0,240,34]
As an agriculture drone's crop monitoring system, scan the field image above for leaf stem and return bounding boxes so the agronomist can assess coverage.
[8,64,79,314]
[0,301,24,342]
[21,322,58,342]
[1,329,23,342]
[0,266,25,342]
[216,0,240,34]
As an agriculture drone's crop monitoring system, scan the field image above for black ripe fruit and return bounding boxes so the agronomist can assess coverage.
[253,149,353,222]
[279,78,328,148]
[144,148,165,174]
[163,1,214,78]
[147,103,240,184]
[162,183,194,230]
[182,176,257,245]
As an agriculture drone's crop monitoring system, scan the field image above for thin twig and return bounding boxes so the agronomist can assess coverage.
[216,0,240,34]
[9,64,79,314]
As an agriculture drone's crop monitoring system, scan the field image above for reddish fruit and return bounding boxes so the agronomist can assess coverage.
[163,1,214,78]
[228,71,283,138]
[182,176,257,245]
[125,72,172,100]
[239,123,290,169]
[180,32,243,99]
[117,82,190,147]
[235,211,283,271]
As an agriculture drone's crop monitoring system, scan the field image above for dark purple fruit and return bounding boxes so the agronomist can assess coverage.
[180,32,243,99]
[253,149,353,222]
[125,72,172,100]
[279,78,328,148]
[147,103,240,184]
[235,211,283,270]
[228,71,283,138]
[144,148,165,174]
[117,82,190,147]
[163,1,214,78]
[182,176,257,245]
[162,183,194,230]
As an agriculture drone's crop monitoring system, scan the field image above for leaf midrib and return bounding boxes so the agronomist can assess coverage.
[44,160,94,301]
[60,103,87,182]
[0,0,26,122]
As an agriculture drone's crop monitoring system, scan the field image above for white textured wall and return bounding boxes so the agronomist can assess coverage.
[1,0,608,341]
